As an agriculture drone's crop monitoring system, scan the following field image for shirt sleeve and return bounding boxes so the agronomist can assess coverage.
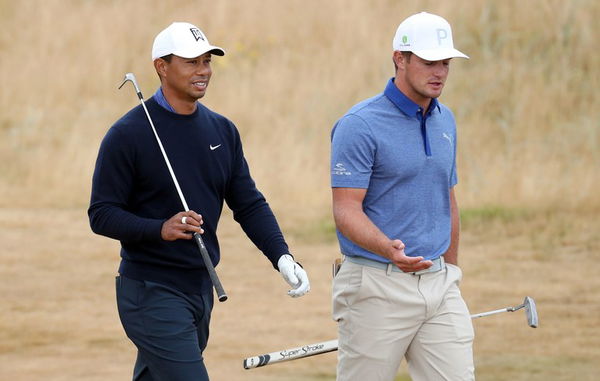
[88,126,164,242]
[331,114,376,188]
[224,123,289,269]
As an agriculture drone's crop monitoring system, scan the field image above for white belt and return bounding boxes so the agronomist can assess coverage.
[345,255,445,275]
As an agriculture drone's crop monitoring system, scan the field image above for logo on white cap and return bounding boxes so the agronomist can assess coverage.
[392,12,468,61]
[190,28,205,42]
[436,28,448,45]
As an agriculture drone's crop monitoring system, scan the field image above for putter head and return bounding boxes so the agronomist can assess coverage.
[523,296,538,328]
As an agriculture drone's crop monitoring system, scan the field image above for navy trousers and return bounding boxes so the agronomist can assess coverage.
[116,275,214,381]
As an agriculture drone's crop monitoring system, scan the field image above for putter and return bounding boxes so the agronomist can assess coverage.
[118,72,227,302]
[471,296,538,328]
[243,296,539,369]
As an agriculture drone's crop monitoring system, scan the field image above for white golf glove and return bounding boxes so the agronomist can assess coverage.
[277,254,310,298]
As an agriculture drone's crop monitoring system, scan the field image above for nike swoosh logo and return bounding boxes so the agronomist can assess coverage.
[209,144,222,151]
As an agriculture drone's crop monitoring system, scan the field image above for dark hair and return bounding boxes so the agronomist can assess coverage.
[155,54,173,81]
[160,54,173,63]
[393,51,413,71]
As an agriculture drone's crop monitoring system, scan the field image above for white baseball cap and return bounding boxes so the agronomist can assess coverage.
[152,22,225,61]
[392,12,468,61]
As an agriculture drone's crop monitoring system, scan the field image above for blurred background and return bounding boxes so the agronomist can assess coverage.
[1,0,598,380]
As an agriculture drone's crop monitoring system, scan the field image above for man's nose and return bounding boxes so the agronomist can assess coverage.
[433,62,447,76]
[197,64,211,76]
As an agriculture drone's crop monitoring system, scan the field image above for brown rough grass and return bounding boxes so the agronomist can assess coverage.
[1,208,599,380]
[0,0,598,214]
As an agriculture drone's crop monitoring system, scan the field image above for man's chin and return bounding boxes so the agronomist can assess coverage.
[189,91,206,100]
[426,86,444,98]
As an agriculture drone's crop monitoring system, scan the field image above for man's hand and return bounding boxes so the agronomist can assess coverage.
[161,211,204,241]
[388,239,433,273]
[277,254,310,297]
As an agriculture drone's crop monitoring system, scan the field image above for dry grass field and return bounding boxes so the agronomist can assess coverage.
[1,208,599,380]
[1,0,599,380]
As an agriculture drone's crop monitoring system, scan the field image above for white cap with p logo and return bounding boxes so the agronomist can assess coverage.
[392,12,468,61]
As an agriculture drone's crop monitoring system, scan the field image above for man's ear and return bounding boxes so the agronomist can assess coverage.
[154,58,168,79]
[393,51,406,71]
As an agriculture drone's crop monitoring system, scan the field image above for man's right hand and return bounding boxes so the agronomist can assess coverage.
[389,239,433,273]
[161,211,204,241]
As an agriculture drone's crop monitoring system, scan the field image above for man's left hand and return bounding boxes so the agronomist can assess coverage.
[277,254,310,298]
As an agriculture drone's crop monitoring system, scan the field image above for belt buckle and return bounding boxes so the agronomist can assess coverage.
[411,268,429,276]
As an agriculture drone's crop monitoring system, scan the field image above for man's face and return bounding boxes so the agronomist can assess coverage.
[161,53,213,102]
[397,53,451,106]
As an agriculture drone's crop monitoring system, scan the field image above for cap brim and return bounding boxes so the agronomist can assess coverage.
[174,46,226,58]
[412,48,469,61]
[206,47,225,56]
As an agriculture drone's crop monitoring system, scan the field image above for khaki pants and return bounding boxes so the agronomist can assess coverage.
[332,260,474,381]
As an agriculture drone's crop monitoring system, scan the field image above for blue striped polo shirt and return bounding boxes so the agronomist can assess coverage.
[330,78,458,262]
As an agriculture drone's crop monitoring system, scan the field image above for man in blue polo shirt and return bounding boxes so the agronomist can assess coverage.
[331,12,473,380]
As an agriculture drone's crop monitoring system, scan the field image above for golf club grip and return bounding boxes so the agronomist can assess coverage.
[243,340,339,369]
[193,233,228,302]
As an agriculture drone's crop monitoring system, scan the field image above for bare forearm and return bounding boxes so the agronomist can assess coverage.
[332,188,430,272]
[333,204,393,259]
[443,188,460,265]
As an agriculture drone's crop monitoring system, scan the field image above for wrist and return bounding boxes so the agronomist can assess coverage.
[277,254,294,269]
[382,240,401,261]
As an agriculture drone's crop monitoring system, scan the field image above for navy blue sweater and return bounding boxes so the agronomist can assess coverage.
[88,97,289,294]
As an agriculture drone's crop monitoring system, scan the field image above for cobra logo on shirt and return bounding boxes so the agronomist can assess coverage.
[333,163,352,176]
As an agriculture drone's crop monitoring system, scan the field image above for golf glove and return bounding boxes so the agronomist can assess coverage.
[277,254,310,298]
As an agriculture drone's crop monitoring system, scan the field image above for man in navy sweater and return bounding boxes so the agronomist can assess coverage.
[88,22,310,380]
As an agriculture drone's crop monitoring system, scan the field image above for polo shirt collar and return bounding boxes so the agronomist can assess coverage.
[383,77,440,118]
[154,87,176,113]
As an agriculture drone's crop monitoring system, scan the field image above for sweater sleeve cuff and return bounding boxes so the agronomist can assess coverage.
[143,218,165,241]
[268,250,291,270]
